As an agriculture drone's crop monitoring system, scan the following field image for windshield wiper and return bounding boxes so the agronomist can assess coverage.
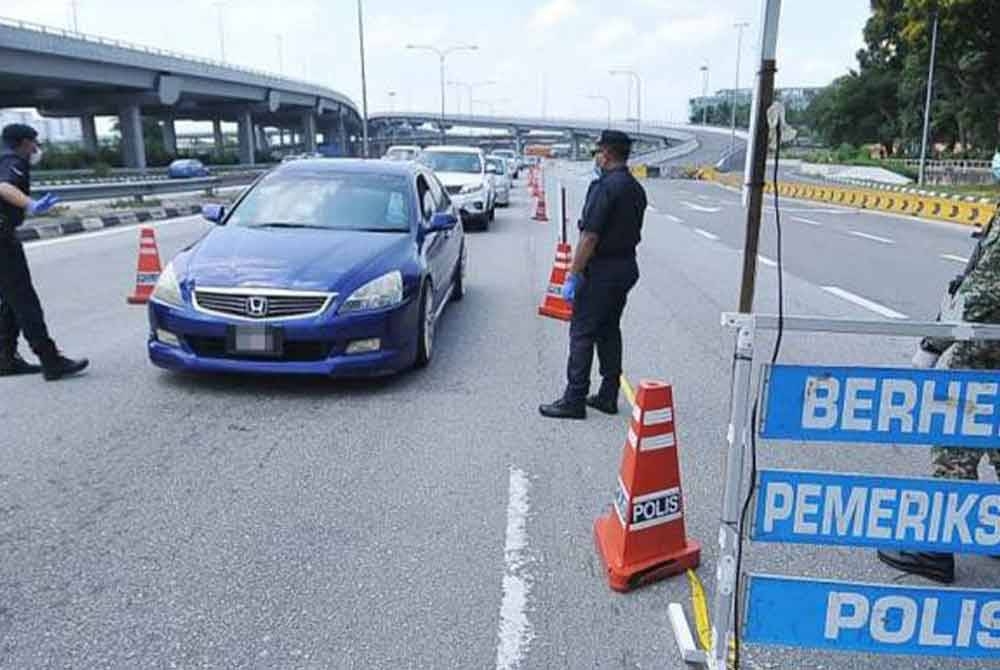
[248,222,328,230]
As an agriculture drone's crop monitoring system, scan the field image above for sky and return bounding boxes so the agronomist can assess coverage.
[4,0,871,125]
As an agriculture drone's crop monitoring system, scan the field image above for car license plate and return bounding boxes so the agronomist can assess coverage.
[228,325,283,356]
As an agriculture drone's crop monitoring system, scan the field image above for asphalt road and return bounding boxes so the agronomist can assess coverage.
[1,168,996,669]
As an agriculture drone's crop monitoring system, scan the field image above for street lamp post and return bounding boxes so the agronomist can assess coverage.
[731,22,750,152]
[357,0,370,157]
[406,44,478,143]
[699,62,710,125]
[69,0,80,32]
[213,1,226,62]
[275,33,284,75]
[918,6,940,186]
[610,70,641,133]
[587,95,612,128]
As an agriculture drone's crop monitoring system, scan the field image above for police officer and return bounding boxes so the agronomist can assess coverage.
[0,123,88,380]
[877,206,1000,583]
[540,130,646,419]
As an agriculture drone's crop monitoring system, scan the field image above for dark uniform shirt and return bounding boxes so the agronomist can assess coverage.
[0,149,30,235]
[578,164,646,259]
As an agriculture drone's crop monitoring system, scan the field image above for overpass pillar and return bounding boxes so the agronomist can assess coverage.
[569,133,581,161]
[255,124,270,153]
[513,132,524,157]
[338,113,348,157]
[212,118,225,157]
[160,117,178,156]
[117,104,147,170]
[302,113,318,153]
[80,114,98,155]
[237,110,255,165]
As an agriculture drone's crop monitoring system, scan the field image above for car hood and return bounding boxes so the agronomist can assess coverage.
[435,172,485,188]
[180,225,412,292]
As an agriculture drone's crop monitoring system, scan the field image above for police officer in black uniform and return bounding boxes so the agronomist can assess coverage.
[0,123,88,380]
[540,130,646,419]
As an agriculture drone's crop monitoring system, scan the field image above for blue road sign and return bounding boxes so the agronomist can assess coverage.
[760,365,1000,449]
[744,574,1000,658]
[753,469,1000,555]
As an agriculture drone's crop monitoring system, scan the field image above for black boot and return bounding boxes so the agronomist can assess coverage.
[877,550,955,584]
[0,352,42,376]
[586,394,619,415]
[539,397,586,420]
[35,342,89,381]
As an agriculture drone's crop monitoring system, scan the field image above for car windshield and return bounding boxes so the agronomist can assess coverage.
[487,158,505,174]
[419,151,482,174]
[386,149,416,160]
[227,171,412,233]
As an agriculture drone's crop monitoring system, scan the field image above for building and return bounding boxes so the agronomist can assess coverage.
[0,109,83,143]
[688,86,825,120]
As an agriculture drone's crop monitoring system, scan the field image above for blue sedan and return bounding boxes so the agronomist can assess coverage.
[167,159,210,178]
[147,159,466,377]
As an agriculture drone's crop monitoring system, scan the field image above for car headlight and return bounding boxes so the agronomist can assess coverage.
[340,271,403,313]
[460,183,482,194]
[151,262,183,307]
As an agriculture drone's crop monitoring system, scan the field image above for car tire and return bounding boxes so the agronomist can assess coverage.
[415,282,435,368]
[452,244,466,302]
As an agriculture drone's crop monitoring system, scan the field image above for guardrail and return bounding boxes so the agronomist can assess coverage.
[697,167,998,227]
[45,172,262,203]
[35,164,274,186]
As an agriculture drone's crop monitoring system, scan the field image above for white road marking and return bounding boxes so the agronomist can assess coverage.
[849,231,895,245]
[821,286,908,319]
[694,228,720,241]
[790,216,823,227]
[941,254,967,264]
[495,467,534,670]
[757,255,777,268]
[664,214,683,224]
[681,201,722,213]
[25,215,201,250]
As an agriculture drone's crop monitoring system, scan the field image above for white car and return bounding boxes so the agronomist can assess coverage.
[486,156,511,207]
[383,145,421,161]
[490,149,520,179]
[418,146,496,230]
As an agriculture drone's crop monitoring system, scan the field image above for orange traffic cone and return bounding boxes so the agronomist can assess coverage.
[126,227,163,305]
[537,242,572,321]
[532,193,549,222]
[594,380,701,592]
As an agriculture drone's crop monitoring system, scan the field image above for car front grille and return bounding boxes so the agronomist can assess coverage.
[193,288,333,320]
[184,336,333,362]
[445,185,463,195]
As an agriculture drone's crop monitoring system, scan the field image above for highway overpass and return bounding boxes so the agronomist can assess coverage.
[0,16,363,168]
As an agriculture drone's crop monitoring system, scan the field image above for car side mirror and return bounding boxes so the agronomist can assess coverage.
[202,203,225,224]
[427,212,458,232]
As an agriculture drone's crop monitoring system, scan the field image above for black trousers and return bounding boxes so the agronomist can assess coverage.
[564,258,638,403]
[0,234,54,359]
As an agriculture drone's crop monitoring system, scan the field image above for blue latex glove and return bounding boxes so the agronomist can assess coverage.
[27,193,60,216]
[562,273,579,302]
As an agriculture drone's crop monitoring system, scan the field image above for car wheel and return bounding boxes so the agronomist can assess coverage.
[415,282,435,367]
[452,244,467,302]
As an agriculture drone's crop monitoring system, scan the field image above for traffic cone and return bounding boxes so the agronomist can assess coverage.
[532,193,549,222]
[126,227,163,305]
[537,242,572,320]
[594,380,701,592]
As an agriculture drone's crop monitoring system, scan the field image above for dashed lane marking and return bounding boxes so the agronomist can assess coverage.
[849,231,895,245]
[694,228,720,241]
[941,254,967,264]
[821,286,908,319]
[495,467,534,670]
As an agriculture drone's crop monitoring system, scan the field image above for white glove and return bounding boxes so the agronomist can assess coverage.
[911,348,940,369]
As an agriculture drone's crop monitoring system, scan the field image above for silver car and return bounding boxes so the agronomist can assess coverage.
[486,156,511,207]
[491,149,520,179]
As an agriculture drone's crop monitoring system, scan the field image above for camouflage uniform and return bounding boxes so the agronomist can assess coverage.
[922,206,1000,480]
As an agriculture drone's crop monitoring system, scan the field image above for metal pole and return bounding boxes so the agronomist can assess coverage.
[440,54,447,143]
[731,22,750,153]
[356,0,370,158]
[70,0,80,32]
[215,2,226,62]
[700,64,710,125]
[633,73,642,134]
[710,2,781,669]
[560,184,567,244]
[276,34,284,75]
[918,7,939,186]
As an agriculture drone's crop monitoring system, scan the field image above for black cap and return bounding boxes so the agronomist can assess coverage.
[597,129,633,146]
[2,123,39,148]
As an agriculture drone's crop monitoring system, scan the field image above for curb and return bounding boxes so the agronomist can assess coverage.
[17,205,202,242]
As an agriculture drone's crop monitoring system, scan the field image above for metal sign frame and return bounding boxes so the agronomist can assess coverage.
[670,312,1000,669]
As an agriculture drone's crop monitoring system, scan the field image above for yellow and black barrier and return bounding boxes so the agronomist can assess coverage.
[696,167,997,228]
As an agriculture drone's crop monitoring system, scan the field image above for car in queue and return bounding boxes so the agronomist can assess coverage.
[418,146,495,231]
[147,159,466,377]
[167,158,210,178]
[490,149,520,179]
[485,156,511,208]
[383,145,422,162]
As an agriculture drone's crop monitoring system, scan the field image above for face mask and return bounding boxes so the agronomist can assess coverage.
[29,148,43,167]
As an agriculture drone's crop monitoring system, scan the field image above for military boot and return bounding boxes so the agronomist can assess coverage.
[35,341,89,382]
[877,550,955,584]
[0,351,42,376]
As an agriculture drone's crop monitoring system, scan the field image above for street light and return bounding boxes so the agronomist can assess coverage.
[387,91,397,113]
[357,0,370,157]
[447,80,496,115]
[275,33,284,75]
[587,95,612,128]
[730,22,750,152]
[918,5,940,186]
[610,69,641,133]
[699,61,710,125]
[213,1,226,62]
[68,1,80,32]
[406,44,478,142]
